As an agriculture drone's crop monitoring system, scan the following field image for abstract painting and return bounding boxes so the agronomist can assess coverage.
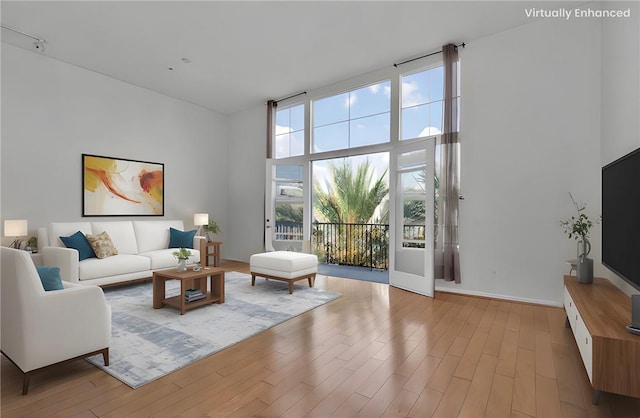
[83,154,164,216]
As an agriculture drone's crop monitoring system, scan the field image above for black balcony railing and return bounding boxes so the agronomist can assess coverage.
[312,222,389,270]
[275,221,427,270]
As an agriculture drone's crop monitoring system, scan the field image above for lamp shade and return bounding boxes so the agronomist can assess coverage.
[4,219,28,237]
[194,213,209,226]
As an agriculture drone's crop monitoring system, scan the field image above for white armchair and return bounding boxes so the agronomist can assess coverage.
[1,247,111,394]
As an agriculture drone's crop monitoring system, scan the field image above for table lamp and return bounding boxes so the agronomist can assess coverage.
[194,213,209,237]
[4,219,28,249]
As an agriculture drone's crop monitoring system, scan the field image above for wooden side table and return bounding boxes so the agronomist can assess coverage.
[200,241,222,267]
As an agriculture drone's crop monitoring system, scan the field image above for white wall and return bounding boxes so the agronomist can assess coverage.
[1,45,230,251]
[226,105,267,262]
[599,1,640,296]
[434,14,602,306]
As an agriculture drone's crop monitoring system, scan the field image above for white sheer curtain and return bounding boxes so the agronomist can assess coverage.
[436,43,461,283]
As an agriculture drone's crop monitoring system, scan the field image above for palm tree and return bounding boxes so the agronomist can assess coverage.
[314,159,389,266]
[314,159,388,224]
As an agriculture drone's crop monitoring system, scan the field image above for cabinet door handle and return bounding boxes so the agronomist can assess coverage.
[586,338,588,345]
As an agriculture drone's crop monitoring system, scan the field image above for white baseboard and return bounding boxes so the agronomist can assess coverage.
[434,285,563,308]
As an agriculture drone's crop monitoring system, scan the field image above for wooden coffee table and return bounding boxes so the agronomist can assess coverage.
[152,267,225,315]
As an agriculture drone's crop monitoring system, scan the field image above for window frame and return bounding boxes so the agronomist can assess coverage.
[271,54,445,162]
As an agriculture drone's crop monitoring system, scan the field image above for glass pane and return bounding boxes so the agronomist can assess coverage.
[314,93,349,127]
[275,108,289,128]
[350,113,390,148]
[274,133,290,159]
[313,122,349,153]
[402,242,426,249]
[398,149,427,170]
[429,102,443,135]
[276,181,303,198]
[290,130,304,157]
[401,105,428,140]
[401,171,426,195]
[403,224,425,240]
[402,71,429,108]
[350,81,391,119]
[275,165,303,180]
[275,202,303,241]
[290,104,304,131]
[401,66,445,141]
[429,66,444,102]
[275,105,305,159]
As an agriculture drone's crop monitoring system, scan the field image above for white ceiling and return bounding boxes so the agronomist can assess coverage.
[1,1,574,115]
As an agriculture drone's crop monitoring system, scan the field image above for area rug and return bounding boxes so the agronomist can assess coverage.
[87,271,341,388]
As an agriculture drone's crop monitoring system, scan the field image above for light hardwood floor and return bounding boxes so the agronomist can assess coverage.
[2,260,639,417]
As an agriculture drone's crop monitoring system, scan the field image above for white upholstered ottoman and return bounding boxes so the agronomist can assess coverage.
[250,251,318,294]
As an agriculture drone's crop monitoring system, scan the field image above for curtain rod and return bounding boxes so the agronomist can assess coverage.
[394,42,466,68]
[1,24,46,43]
[274,91,307,104]
[272,43,466,104]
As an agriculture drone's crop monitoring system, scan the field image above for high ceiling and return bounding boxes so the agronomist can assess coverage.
[1,1,576,115]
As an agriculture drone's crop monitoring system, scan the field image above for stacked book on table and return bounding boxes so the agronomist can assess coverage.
[185,288,206,303]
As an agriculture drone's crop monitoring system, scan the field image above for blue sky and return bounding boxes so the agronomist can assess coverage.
[274,66,444,158]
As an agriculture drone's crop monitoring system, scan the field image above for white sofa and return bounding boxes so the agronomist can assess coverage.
[38,220,202,287]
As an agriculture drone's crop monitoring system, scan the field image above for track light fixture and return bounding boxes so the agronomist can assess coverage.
[33,39,46,53]
[1,24,47,54]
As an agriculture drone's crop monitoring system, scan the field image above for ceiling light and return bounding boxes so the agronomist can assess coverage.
[181,58,192,64]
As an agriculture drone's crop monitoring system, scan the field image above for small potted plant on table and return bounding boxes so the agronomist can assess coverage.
[203,220,220,242]
[561,193,600,284]
[172,248,192,273]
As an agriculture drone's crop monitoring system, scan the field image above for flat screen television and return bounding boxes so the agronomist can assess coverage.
[602,146,640,292]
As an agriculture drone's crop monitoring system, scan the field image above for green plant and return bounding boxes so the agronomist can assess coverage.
[172,247,192,260]
[561,193,601,255]
[26,236,38,251]
[203,220,220,234]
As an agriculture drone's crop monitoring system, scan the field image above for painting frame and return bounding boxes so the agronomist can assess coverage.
[82,154,164,217]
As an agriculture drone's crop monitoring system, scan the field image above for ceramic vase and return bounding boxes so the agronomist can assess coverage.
[576,240,593,284]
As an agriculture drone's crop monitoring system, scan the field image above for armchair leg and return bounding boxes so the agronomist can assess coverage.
[22,372,31,395]
[102,348,110,366]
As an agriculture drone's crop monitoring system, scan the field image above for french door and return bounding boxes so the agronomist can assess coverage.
[389,140,435,297]
[264,159,310,252]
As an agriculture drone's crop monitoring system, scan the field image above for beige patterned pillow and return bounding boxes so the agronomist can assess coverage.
[86,231,118,259]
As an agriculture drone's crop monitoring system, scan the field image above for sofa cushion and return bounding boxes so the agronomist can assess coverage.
[35,266,64,291]
[79,254,151,281]
[50,222,92,248]
[168,227,196,249]
[91,221,138,255]
[60,231,96,261]
[86,231,119,259]
[140,249,200,270]
[133,220,185,253]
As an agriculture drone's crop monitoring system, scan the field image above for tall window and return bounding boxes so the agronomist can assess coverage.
[275,104,304,159]
[313,81,390,153]
[401,66,444,140]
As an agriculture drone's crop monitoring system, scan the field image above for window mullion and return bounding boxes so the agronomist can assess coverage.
[390,72,401,145]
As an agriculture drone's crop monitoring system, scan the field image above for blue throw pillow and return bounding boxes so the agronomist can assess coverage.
[168,227,196,249]
[60,231,96,261]
[36,266,64,291]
